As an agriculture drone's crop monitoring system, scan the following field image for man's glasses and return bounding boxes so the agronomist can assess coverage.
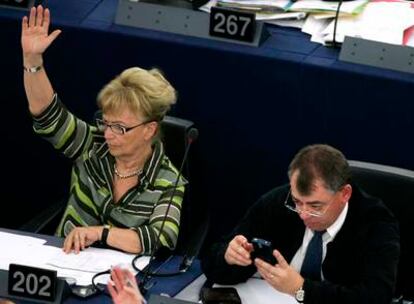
[96,119,151,135]
[284,189,332,218]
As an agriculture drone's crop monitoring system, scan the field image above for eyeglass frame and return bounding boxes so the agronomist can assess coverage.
[95,118,154,135]
[284,188,336,218]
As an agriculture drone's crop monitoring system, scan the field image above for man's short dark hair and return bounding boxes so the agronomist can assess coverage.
[288,144,350,195]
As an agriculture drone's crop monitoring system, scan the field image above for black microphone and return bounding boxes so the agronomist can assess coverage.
[133,127,199,294]
[332,0,344,48]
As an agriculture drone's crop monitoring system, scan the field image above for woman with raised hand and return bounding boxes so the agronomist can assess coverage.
[22,6,186,255]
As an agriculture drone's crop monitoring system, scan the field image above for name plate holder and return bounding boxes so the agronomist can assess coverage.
[0,0,35,10]
[0,267,66,303]
[339,36,414,74]
[115,0,268,47]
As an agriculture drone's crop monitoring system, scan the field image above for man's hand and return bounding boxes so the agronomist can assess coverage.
[224,235,254,266]
[255,249,304,296]
[108,266,144,304]
[63,226,102,254]
[21,5,61,65]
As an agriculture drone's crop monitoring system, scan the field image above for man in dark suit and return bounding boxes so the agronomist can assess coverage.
[202,144,400,304]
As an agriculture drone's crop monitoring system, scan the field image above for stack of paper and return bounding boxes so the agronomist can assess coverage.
[200,0,414,46]
[0,231,149,286]
[289,0,369,15]
[303,1,414,46]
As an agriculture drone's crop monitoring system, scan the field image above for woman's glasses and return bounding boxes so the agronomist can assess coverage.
[96,119,151,135]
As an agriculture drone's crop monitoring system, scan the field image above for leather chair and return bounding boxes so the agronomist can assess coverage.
[20,115,208,259]
[349,160,414,302]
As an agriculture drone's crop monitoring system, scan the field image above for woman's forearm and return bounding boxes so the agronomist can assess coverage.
[23,55,55,115]
[106,227,143,254]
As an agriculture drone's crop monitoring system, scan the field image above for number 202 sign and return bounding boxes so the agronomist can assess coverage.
[209,6,256,43]
[8,264,57,302]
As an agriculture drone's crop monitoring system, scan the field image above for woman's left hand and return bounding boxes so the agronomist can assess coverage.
[62,226,101,254]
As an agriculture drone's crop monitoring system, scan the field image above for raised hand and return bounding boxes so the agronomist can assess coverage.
[255,249,304,296]
[224,235,254,266]
[108,267,144,304]
[21,5,61,64]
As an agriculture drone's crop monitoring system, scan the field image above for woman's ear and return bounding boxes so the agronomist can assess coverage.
[144,121,158,141]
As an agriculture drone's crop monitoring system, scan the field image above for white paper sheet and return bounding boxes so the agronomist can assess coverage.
[215,277,297,304]
[0,231,150,286]
[321,2,414,45]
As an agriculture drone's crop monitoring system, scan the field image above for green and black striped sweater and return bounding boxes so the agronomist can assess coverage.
[32,94,186,254]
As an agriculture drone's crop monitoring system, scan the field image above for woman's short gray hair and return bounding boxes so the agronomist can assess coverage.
[97,67,176,122]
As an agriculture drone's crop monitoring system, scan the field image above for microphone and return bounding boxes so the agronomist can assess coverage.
[332,0,344,48]
[133,126,199,294]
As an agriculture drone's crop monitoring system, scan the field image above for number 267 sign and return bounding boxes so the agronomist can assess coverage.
[209,6,256,43]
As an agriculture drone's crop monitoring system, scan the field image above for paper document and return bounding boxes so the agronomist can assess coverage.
[0,231,150,286]
[0,232,50,270]
[47,246,140,273]
[289,0,369,14]
[0,231,46,245]
[46,247,149,285]
[322,2,414,45]
[216,277,296,304]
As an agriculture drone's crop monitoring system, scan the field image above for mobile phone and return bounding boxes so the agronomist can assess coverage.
[200,287,241,304]
[251,238,276,264]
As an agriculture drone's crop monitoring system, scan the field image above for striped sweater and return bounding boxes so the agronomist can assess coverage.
[32,94,187,254]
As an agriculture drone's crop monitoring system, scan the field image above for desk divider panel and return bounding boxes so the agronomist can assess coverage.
[340,36,414,74]
[115,0,268,47]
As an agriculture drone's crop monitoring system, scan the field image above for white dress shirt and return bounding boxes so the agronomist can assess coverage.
[290,202,349,280]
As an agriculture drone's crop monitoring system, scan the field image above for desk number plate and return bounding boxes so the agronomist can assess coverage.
[209,6,255,43]
[8,264,57,302]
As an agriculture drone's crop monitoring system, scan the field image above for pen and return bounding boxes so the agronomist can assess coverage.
[274,12,307,21]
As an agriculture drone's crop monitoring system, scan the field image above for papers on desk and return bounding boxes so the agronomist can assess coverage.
[289,0,368,14]
[200,0,414,46]
[0,232,49,270]
[216,277,296,304]
[0,231,150,286]
[0,231,46,246]
[321,1,414,45]
[302,0,414,46]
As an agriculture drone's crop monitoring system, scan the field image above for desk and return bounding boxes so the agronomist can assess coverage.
[1,1,414,245]
[176,274,414,304]
[0,228,201,303]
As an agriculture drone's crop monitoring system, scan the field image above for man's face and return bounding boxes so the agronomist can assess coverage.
[289,170,352,231]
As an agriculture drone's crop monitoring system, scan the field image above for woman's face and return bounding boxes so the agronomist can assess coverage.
[102,107,156,159]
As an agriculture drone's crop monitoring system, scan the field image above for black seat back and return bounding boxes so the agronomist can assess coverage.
[160,116,208,257]
[349,160,414,301]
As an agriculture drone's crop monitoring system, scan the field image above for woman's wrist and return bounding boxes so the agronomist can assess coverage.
[23,54,43,69]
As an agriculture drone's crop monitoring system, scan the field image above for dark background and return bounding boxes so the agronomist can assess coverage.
[1,0,413,256]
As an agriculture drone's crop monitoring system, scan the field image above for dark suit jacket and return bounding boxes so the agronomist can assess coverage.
[201,184,400,304]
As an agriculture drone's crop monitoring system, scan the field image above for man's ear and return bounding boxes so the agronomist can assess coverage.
[341,184,352,203]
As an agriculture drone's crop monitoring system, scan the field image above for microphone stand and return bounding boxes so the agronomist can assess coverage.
[332,0,344,48]
[134,128,199,294]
